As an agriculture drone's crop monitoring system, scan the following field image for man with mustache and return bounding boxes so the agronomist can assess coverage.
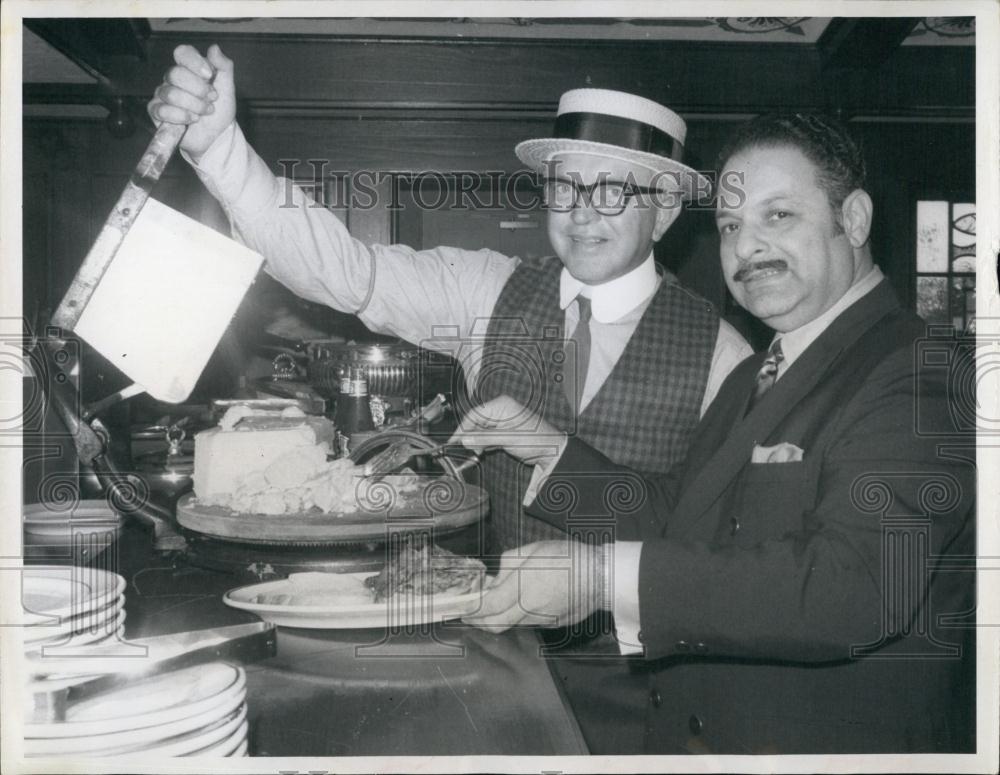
[455,114,976,753]
[148,44,751,751]
[147,45,750,557]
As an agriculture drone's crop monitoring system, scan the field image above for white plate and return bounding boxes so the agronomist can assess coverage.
[92,703,248,757]
[22,596,124,644]
[24,688,246,756]
[23,501,123,559]
[92,623,126,646]
[186,718,248,757]
[22,601,124,650]
[19,567,125,626]
[25,617,123,683]
[27,604,125,645]
[224,571,485,629]
[26,663,245,740]
[29,609,127,653]
[24,500,122,529]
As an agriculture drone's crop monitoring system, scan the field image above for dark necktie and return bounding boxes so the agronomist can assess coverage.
[746,339,784,414]
[564,296,592,414]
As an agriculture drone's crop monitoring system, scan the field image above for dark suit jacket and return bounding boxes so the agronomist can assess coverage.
[529,280,976,753]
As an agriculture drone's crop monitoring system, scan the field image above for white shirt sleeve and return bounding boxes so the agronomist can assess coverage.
[184,123,375,312]
[611,541,644,655]
[700,319,754,418]
[183,123,519,390]
[523,463,643,654]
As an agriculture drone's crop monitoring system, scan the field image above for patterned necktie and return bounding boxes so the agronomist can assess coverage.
[564,296,592,414]
[746,339,784,414]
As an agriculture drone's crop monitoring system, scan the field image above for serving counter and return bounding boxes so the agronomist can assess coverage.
[111,521,588,757]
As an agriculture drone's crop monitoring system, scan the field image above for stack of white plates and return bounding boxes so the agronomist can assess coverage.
[23,501,123,563]
[20,566,127,655]
[25,662,249,757]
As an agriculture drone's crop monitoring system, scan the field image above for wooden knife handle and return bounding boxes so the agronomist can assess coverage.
[52,120,188,330]
[135,121,187,185]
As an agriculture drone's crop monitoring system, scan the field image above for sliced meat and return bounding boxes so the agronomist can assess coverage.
[365,541,486,603]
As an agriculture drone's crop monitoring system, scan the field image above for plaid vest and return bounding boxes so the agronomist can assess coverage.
[477,257,718,552]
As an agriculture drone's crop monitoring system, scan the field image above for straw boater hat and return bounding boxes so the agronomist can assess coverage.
[515,88,710,199]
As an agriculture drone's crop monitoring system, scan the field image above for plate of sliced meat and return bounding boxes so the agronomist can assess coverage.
[223,544,489,629]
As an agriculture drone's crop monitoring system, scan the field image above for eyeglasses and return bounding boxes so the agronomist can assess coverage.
[542,178,658,216]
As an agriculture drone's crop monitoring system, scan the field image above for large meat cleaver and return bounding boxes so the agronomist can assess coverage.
[52,122,263,404]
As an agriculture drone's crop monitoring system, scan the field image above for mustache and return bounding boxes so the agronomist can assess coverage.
[732,259,788,283]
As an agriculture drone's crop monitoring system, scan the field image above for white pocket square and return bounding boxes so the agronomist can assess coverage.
[752,442,804,464]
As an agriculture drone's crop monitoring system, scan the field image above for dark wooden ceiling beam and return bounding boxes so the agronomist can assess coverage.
[24,18,151,90]
[820,42,973,120]
[105,34,971,119]
[26,26,972,121]
[817,17,920,70]
[111,35,829,108]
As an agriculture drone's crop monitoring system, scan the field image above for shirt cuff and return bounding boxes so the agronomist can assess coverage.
[181,122,280,219]
[520,435,569,507]
[180,121,235,171]
[611,540,644,655]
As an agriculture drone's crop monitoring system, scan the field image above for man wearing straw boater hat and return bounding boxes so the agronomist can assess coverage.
[150,46,750,751]
[149,44,749,550]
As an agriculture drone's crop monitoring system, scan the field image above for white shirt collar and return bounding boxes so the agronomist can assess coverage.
[560,253,658,323]
[774,265,885,375]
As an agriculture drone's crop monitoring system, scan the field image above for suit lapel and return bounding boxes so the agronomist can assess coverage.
[668,280,901,537]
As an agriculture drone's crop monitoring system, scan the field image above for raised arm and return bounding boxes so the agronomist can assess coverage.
[147,45,519,377]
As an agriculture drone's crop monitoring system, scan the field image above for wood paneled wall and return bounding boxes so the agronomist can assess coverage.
[23,34,975,360]
[114,35,973,119]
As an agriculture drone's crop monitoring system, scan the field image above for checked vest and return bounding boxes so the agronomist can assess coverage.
[477,257,719,553]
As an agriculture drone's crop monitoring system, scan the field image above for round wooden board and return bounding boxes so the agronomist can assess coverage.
[176,478,487,544]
